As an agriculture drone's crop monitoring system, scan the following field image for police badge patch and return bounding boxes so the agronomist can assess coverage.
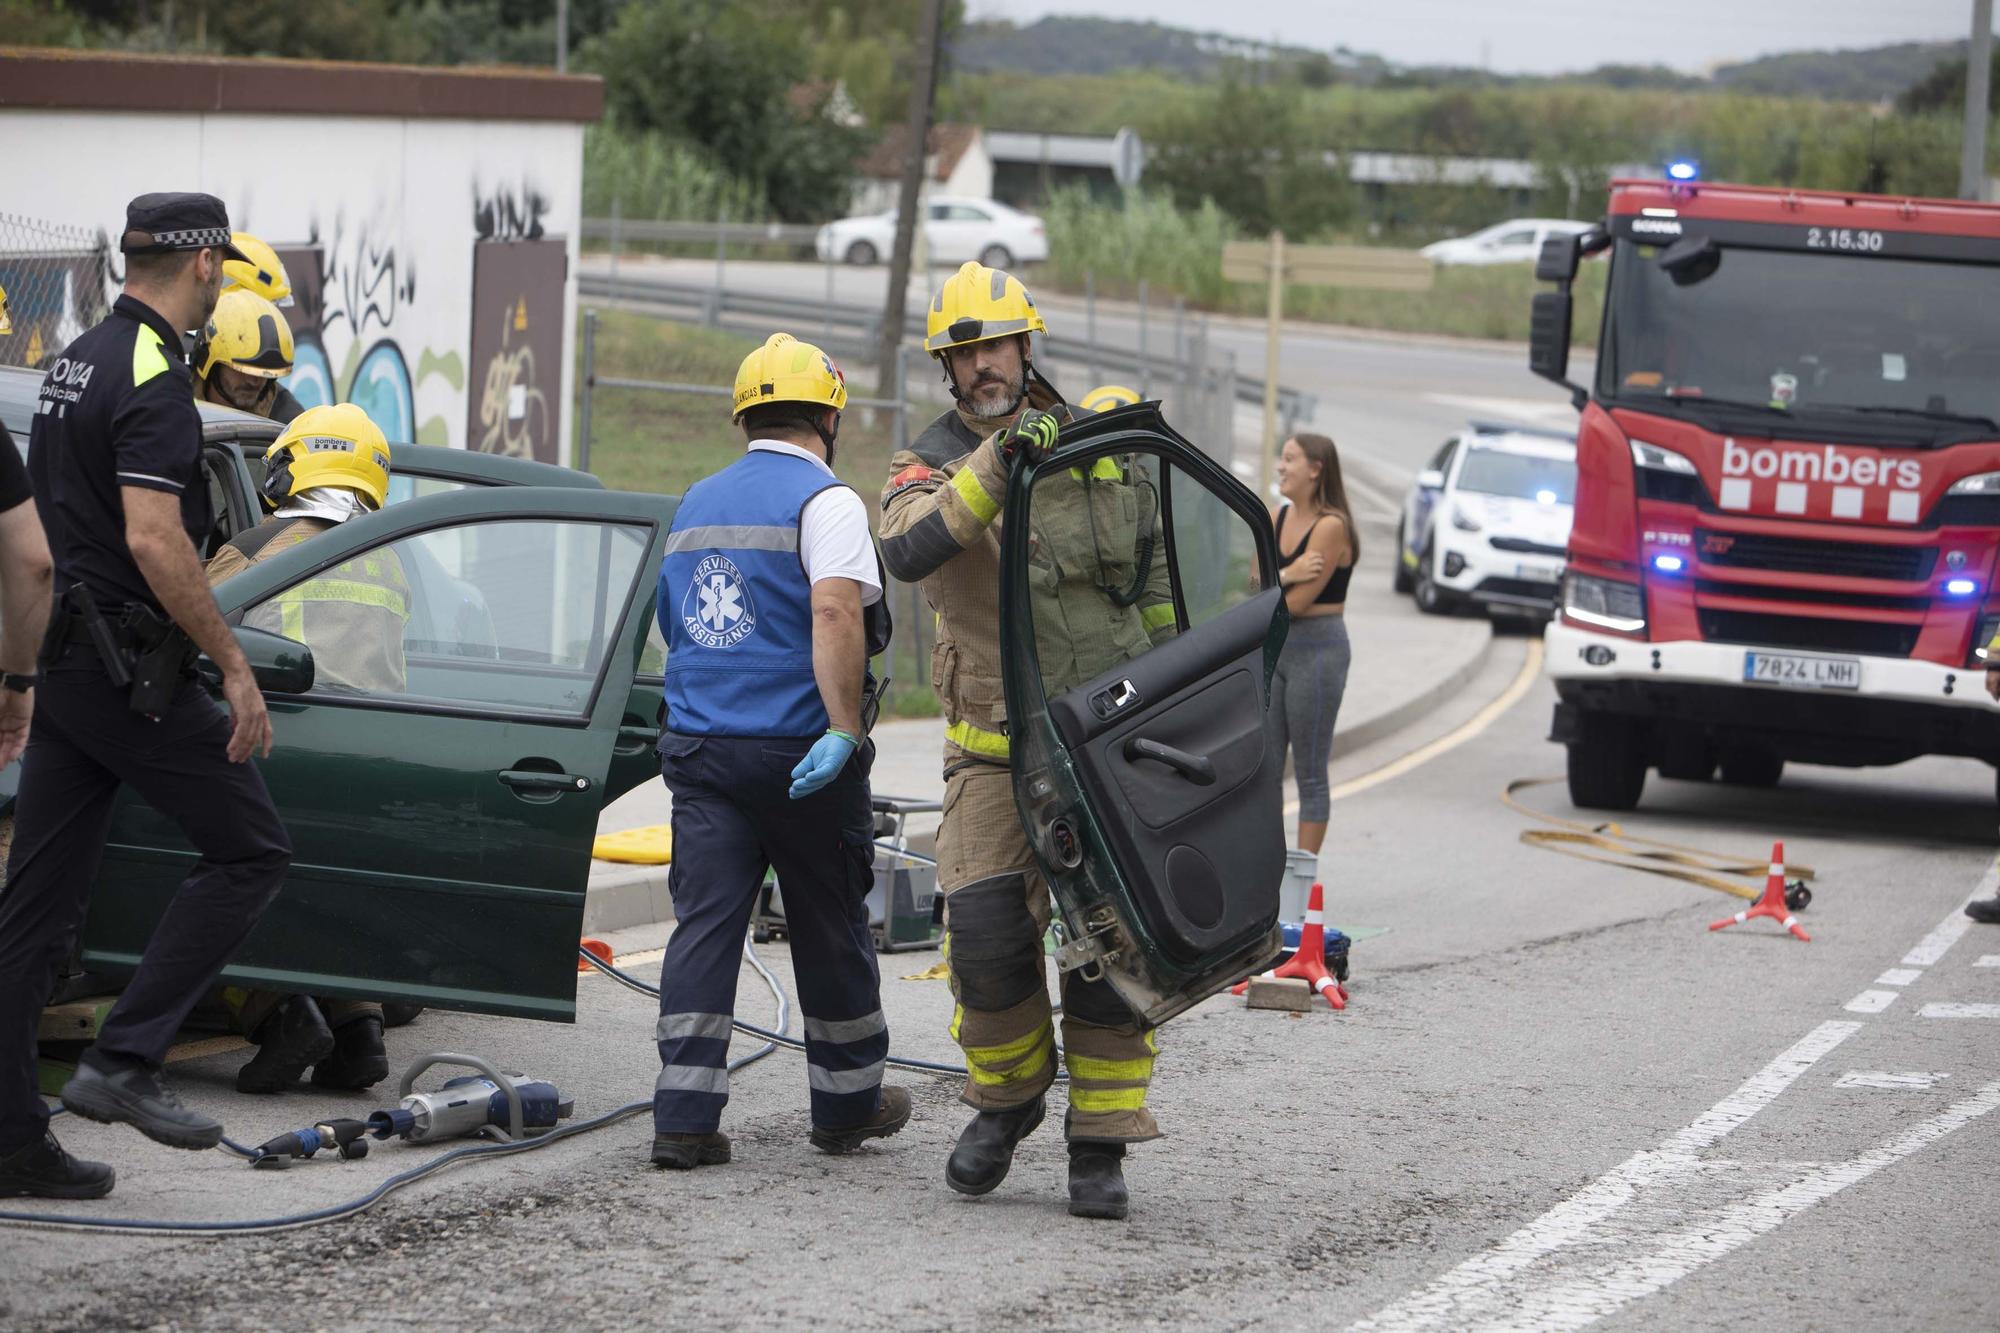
[683,553,757,648]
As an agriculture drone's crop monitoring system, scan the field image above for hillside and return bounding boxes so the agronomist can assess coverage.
[1711,40,1962,101]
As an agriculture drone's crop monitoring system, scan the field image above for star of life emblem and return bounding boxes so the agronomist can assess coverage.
[682,554,756,648]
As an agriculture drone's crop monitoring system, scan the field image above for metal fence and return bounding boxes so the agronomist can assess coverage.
[0,213,117,371]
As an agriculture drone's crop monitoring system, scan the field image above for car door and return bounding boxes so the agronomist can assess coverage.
[1408,436,1459,564]
[78,485,676,1022]
[999,403,1287,1029]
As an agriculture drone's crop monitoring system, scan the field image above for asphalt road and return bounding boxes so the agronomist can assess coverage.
[4,276,1995,1329]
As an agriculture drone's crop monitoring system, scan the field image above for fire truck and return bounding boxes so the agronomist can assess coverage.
[1531,171,2000,810]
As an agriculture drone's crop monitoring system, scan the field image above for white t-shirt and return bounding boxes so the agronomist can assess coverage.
[747,440,882,607]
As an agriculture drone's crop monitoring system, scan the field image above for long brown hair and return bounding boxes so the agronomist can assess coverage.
[1289,432,1360,563]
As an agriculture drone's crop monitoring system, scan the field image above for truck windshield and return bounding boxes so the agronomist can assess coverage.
[1598,238,2000,439]
[1457,450,1576,504]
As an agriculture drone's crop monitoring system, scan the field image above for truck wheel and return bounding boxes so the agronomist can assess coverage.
[1414,544,1456,616]
[1656,733,1716,782]
[1567,714,1647,811]
[1719,749,1784,787]
[1393,520,1415,594]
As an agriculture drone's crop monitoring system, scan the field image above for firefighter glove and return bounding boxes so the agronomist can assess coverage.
[995,409,1062,470]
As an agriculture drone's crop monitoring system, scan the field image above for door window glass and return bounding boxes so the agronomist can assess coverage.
[1021,450,1267,702]
[1495,229,1537,248]
[243,517,650,717]
[384,473,475,507]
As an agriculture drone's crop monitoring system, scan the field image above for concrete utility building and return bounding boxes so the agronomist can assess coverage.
[0,46,601,466]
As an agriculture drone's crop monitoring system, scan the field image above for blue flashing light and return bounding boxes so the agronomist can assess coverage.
[1652,554,1686,574]
[1667,160,1700,182]
[1945,577,1979,597]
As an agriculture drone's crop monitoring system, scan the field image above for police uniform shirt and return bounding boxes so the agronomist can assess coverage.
[29,294,210,613]
[746,440,882,606]
[0,424,30,514]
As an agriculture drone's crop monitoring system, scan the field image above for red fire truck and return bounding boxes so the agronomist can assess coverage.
[1532,173,2000,809]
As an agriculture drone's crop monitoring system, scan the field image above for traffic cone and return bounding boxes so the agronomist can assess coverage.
[1708,841,1809,942]
[578,937,613,972]
[1233,882,1348,1010]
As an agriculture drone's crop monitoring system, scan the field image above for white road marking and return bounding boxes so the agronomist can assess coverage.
[1873,968,1922,987]
[1902,886,1986,965]
[1843,989,1898,1014]
[1835,1071,1950,1090]
[1919,1003,2000,1019]
[1975,955,2000,968]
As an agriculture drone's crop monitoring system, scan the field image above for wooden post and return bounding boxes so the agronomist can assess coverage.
[1257,229,1286,505]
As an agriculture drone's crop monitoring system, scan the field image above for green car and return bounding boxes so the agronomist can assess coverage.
[2,370,670,1023]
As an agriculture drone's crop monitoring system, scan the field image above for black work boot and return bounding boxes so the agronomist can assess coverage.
[61,1051,223,1151]
[1965,897,2000,924]
[236,997,335,1094]
[1067,1140,1130,1220]
[311,1015,389,1091]
[0,1132,115,1200]
[651,1131,731,1169]
[811,1085,912,1155]
[945,1094,1045,1196]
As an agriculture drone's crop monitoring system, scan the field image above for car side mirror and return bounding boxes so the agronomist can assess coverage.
[200,624,315,695]
[1658,235,1721,286]
[1416,469,1445,490]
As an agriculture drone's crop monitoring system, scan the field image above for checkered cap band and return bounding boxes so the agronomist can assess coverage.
[149,227,232,249]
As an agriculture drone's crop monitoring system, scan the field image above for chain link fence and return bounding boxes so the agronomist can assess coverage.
[0,213,117,372]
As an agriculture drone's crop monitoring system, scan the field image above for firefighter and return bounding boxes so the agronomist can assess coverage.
[191,288,306,424]
[1079,383,1141,414]
[221,233,293,308]
[879,261,1175,1221]
[204,403,407,1091]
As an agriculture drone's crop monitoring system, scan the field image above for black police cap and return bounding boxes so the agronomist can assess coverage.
[120,193,250,262]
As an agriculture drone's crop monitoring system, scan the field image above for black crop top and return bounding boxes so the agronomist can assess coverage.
[1276,504,1353,605]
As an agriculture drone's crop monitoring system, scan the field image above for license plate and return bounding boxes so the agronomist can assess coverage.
[1514,563,1560,582]
[1743,651,1861,690]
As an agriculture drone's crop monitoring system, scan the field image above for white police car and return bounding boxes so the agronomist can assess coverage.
[1394,422,1577,618]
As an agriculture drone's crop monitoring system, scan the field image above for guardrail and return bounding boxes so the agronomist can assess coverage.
[580,217,820,248]
[575,270,1317,429]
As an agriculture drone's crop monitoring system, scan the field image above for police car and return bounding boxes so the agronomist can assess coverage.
[1394,422,1577,618]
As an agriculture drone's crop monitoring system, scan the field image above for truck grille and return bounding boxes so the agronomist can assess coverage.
[1695,528,1935,581]
[1698,609,1919,658]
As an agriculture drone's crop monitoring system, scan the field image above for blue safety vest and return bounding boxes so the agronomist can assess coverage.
[660,449,846,737]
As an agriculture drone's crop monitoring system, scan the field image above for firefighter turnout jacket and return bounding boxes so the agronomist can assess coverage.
[206,517,410,693]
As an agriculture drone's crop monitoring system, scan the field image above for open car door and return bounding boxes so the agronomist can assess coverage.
[1000,403,1287,1029]
[79,485,676,1022]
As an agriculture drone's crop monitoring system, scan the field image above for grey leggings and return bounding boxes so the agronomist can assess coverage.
[1265,613,1351,824]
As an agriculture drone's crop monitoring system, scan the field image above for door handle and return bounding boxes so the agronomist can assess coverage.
[499,768,593,795]
[614,722,656,757]
[1122,736,1216,785]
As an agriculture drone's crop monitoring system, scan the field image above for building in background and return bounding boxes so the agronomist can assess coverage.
[0,48,601,467]
[986,128,1145,208]
[850,124,992,215]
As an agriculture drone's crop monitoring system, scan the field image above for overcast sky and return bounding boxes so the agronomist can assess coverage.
[966,0,1991,76]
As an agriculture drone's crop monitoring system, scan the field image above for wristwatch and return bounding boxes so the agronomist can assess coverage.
[0,672,37,694]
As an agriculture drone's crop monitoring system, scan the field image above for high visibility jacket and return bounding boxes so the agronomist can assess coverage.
[878,394,1174,765]
[661,449,845,738]
[206,515,410,694]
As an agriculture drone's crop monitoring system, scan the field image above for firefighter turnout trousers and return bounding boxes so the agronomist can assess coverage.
[651,732,888,1136]
[938,761,1161,1143]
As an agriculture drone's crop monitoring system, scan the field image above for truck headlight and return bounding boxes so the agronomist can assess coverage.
[1631,439,1698,473]
[1564,573,1646,634]
[1949,471,2000,495]
[1450,503,1482,532]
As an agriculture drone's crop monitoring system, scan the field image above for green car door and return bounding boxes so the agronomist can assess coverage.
[79,485,677,1022]
[999,403,1289,1030]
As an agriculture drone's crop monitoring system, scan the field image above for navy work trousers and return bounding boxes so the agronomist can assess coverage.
[0,651,291,1153]
[652,731,887,1135]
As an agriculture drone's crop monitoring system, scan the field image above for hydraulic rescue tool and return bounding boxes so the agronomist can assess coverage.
[366,1053,573,1145]
[250,1118,370,1168]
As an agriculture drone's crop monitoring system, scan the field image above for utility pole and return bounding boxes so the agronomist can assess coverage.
[1962,0,1994,200]
[876,0,946,393]
[556,0,569,73]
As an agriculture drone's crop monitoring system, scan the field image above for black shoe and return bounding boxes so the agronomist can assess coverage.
[1966,896,2000,924]
[236,997,335,1094]
[0,1132,115,1200]
[810,1085,912,1155]
[380,1002,425,1029]
[945,1095,1045,1196]
[311,1016,389,1090]
[651,1131,731,1169]
[61,1053,222,1151]
[1067,1141,1130,1220]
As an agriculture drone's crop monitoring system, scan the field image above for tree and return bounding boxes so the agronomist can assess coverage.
[1144,73,1354,237]
[1897,48,2000,115]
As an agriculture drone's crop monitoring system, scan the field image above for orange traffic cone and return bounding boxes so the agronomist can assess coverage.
[1233,882,1348,1010]
[1709,840,1809,942]
[578,937,614,972]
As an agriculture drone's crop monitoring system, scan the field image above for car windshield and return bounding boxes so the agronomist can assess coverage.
[1599,238,2000,439]
[1457,449,1576,503]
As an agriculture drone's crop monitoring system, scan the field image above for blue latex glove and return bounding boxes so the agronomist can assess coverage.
[789,728,859,799]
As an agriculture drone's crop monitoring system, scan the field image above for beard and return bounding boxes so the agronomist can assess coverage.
[198,264,225,324]
[962,363,1026,421]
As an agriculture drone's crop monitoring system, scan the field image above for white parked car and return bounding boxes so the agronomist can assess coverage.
[1394,423,1578,619]
[814,196,1049,269]
[1419,218,1593,267]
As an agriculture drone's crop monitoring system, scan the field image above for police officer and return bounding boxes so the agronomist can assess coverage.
[879,262,1175,1220]
[191,287,305,424]
[0,194,291,1199]
[206,404,406,1092]
[650,332,909,1170]
[0,282,54,775]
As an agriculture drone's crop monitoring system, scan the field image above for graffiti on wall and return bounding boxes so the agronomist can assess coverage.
[473,182,549,243]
